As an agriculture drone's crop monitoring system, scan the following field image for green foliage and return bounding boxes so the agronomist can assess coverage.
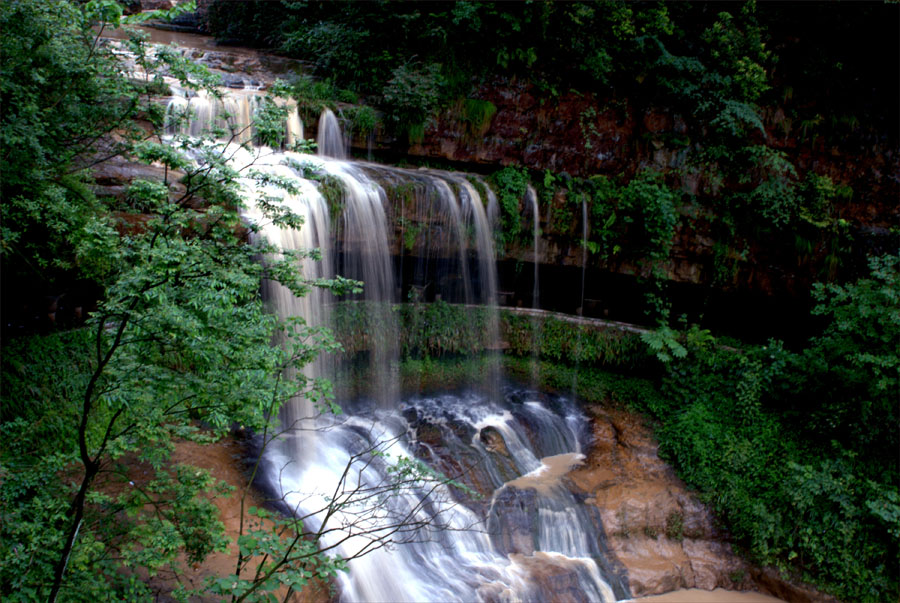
[502,356,663,411]
[652,4,771,143]
[318,174,345,220]
[489,166,530,252]
[0,3,388,600]
[641,326,687,363]
[578,106,601,151]
[702,6,772,104]
[344,104,379,137]
[206,2,878,318]
[205,2,884,301]
[212,1,779,159]
[664,511,684,542]
[798,172,853,227]
[334,300,493,359]
[503,313,650,371]
[740,146,799,228]
[460,98,497,137]
[793,253,900,457]
[785,459,899,599]
[289,75,340,122]
[1,0,143,288]
[382,62,443,142]
[396,217,424,252]
[616,170,679,261]
[397,354,660,408]
[397,355,496,394]
[634,255,900,601]
[335,302,651,372]
[205,0,285,48]
[281,18,380,90]
[287,75,369,138]
[549,169,679,269]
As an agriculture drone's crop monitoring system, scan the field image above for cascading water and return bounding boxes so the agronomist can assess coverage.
[283,100,304,146]
[525,185,543,385]
[322,160,399,406]
[236,148,334,462]
[526,185,540,311]
[167,93,630,602]
[317,107,348,159]
[572,200,590,396]
[165,85,302,145]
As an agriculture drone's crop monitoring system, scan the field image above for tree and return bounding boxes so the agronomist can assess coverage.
[1,2,464,600]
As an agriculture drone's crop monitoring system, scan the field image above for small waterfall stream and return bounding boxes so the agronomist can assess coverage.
[168,92,629,601]
[527,185,540,310]
[318,107,348,159]
[526,185,542,385]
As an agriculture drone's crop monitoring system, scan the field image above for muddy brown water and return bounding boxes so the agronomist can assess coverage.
[100,25,248,53]
[630,587,784,602]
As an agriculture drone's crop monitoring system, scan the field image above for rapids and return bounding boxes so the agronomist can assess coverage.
[258,387,629,602]
[168,88,628,602]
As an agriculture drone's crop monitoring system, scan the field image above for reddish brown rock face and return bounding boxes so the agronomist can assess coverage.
[566,407,832,601]
[404,83,635,177]
[351,78,897,301]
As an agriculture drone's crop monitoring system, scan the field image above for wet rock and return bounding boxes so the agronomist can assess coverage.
[479,426,510,457]
[568,407,759,598]
[404,410,498,503]
[520,557,586,603]
[489,486,536,556]
[750,568,839,603]
[411,418,443,448]
[220,73,263,89]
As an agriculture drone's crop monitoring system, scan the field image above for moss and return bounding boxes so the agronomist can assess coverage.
[407,122,425,144]
[318,175,344,222]
[466,176,489,206]
[461,98,497,137]
[665,511,684,542]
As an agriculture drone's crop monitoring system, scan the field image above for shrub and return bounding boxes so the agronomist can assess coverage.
[489,166,530,252]
[382,62,443,141]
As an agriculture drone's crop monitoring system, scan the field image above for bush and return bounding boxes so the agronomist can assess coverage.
[503,313,650,370]
[344,104,379,137]
[489,166,531,252]
[643,254,900,601]
[382,62,443,141]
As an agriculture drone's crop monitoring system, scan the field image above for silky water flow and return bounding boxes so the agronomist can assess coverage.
[168,93,629,602]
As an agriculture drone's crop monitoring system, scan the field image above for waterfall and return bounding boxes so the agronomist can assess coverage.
[322,160,399,406]
[526,185,542,386]
[283,102,304,145]
[317,108,347,159]
[165,86,302,147]
[571,200,590,396]
[236,148,333,462]
[453,173,501,396]
[527,185,540,310]
[262,388,629,602]
[166,89,629,603]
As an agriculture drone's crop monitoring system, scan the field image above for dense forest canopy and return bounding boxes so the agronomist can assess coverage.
[205,0,898,140]
[1,0,898,601]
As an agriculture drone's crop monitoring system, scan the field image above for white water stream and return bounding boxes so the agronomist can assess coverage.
[167,91,628,602]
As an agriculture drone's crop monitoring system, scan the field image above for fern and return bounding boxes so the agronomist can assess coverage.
[641,326,687,363]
